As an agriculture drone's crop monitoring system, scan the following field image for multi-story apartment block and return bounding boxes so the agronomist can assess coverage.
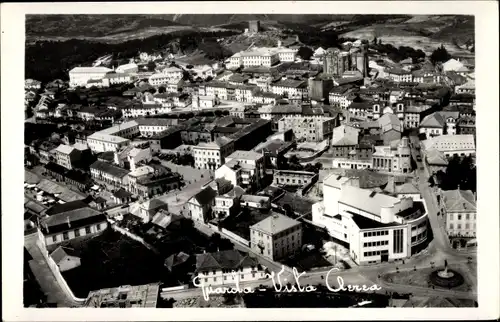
[203,82,230,100]
[252,92,281,105]
[270,79,308,100]
[412,69,441,84]
[235,85,257,103]
[69,67,112,88]
[90,160,130,188]
[250,213,303,261]
[127,165,181,199]
[215,150,266,191]
[193,137,235,170]
[241,49,280,68]
[278,112,336,142]
[54,144,79,170]
[277,48,297,62]
[122,104,171,118]
[329,86,354,107]
[312,174,428,265]
[386,67,413,83]
[135,118,179,137]
[441,189,476,238]
[87,121,140,153]
[212,188,243,219]
[148,67,183,86]
[101,73,134,87]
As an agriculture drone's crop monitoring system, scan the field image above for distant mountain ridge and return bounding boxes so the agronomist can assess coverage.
[26,14,474,45]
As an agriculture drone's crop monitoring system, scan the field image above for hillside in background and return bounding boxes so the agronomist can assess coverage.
[26,14,474,50]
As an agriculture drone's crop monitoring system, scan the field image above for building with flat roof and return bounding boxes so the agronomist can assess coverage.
[312,174,428,265]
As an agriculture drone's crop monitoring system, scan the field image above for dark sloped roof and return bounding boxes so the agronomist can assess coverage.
[192,186,217,205]
[90,160,130,178]
[45,200,89,216]
[44,162,67,175]
[113,188,133,199]
[40,207,106,235]
[164,252,190,271]
[195,249,258,273]
[65,169,91,185]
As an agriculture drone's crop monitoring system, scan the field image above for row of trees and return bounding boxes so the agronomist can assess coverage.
[430,44,452,65]
[278,155,323,173]
[431,155,476,193]
[371,42,426,63]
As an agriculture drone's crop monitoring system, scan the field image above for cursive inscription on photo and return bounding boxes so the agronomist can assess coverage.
[193,266,382,301]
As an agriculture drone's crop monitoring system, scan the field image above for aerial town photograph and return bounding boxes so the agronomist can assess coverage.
[23,13,478,309]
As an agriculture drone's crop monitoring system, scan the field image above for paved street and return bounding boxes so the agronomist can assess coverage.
[161,135,477,303]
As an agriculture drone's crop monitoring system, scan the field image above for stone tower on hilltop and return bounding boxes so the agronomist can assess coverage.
[249,20,260,33]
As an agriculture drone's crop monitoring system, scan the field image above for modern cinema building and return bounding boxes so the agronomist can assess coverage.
[312,174,429,265]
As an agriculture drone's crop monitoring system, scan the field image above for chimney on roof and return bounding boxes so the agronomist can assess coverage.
[43,221,49,233]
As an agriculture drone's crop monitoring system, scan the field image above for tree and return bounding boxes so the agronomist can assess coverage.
[430,44,451,65]
[297,46,314,60]
[158,86,166,93]
[147,61,156,71]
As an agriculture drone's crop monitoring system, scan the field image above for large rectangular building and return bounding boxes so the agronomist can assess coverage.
[69,67,113,88]
[312,174,428,265]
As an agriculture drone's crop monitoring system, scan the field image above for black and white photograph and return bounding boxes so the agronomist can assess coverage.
[1,1,499,321]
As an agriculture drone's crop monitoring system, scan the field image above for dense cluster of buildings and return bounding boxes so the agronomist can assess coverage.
[24,24,477,306]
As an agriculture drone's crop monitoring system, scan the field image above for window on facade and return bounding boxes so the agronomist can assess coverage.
[466,214,470,220]
[63,232,69,240]
[75,229,80,237]
[457,224,462,229]
[458,215,462,220]
[85,226,91,234]
[52,236,57,242]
